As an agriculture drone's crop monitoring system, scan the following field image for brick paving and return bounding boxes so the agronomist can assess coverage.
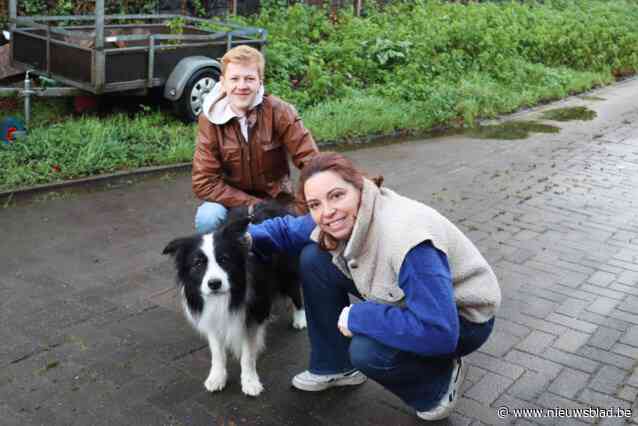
[2,79,638,425]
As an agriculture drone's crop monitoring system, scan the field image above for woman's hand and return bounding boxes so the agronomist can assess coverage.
[337,305,352,337]
[243,232,252,249]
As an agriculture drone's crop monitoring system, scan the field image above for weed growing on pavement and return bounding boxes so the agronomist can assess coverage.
[35,360,60,375]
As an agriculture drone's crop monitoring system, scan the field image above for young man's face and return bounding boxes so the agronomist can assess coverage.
[221,61,262,116]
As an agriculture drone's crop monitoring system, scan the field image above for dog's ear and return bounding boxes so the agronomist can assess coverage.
[218,217,252,251]
[221,217,251,238]
[162,236,193,256]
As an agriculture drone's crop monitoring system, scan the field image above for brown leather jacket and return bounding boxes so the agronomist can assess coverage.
[192,94,318,207]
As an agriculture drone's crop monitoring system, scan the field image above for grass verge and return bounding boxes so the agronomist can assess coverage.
[1,0,636,192]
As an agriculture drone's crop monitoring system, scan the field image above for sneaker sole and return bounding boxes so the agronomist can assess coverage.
[292,372,367,392]
[417,359,466,421]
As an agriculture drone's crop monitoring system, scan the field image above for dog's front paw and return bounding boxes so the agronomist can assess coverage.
[241,376,264,396]
[292,309,307,330]
[204,370,227,392]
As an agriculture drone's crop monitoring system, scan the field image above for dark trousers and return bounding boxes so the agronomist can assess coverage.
[299,243,494,411]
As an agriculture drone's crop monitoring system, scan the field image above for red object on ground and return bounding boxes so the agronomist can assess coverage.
[6,126,16,142]
[74,95,99,113]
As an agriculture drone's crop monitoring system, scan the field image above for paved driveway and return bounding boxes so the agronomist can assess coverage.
[1,78,638,425]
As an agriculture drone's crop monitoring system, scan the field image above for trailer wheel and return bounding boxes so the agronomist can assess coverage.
[175,68,219,122]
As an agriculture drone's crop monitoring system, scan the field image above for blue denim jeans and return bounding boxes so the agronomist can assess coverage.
[194,202,228,234]
[299,243,495,412]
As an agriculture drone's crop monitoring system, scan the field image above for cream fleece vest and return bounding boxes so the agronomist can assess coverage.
[310,179,501,323]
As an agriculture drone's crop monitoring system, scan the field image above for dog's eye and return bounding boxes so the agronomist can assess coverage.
[192,257,206,269]
[218,254,230,264]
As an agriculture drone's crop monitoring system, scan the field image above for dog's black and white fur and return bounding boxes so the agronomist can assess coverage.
[163,202,306,396]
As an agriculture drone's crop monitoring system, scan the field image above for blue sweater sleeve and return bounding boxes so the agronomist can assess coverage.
[347,241,459,357]
[248,213,315,256]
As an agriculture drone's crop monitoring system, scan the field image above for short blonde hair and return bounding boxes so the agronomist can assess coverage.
[221,45,265,80]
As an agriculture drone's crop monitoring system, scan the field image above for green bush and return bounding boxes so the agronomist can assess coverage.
[242,0,637,113]
[1,0,637,191]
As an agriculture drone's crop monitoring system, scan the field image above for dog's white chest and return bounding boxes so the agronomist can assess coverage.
[184,293,247,353]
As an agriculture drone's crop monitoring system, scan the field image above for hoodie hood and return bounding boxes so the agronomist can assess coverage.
[202,81,264,125]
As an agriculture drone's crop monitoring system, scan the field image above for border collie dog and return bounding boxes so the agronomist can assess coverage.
[163,202,306,396]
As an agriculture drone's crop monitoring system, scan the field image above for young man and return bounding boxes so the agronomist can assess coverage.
[192,45,318,233]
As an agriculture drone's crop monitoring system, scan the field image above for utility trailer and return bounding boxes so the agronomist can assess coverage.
[3,0,267,125]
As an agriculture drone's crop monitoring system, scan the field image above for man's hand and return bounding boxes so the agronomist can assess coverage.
[337,306,352,337]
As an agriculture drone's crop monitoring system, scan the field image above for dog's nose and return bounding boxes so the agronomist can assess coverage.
[208,279,222,291]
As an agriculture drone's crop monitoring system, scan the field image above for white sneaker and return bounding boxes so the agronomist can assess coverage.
[417,357,466,421]
[292,369,367,392]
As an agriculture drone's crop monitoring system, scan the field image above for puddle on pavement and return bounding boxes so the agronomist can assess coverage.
[465,121,560,140]
[331,131,443,152]
[541,106,597,121]
[329,120,562,151]
[578,95,606,101]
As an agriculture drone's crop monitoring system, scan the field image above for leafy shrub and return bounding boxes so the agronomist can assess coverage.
[1,0,637,190]
[236,0,638,115]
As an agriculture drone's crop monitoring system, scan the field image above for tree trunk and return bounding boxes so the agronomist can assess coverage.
[228,0,237,15]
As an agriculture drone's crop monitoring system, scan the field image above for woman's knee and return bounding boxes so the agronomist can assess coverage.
[456,316,495,357]
[349,335,399,374]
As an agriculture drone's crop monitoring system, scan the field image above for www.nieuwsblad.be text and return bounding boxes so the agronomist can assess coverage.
[497,406,633,419]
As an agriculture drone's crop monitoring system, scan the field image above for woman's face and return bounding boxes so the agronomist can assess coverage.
[304,170,361,241]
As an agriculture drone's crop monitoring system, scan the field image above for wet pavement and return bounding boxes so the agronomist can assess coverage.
[2,78,638,425]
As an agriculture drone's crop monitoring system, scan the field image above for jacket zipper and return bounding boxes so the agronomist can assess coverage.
[240,121,253,188]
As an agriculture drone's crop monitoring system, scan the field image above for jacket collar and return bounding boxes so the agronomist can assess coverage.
[343,178,378,259]
[202,81,264,125]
